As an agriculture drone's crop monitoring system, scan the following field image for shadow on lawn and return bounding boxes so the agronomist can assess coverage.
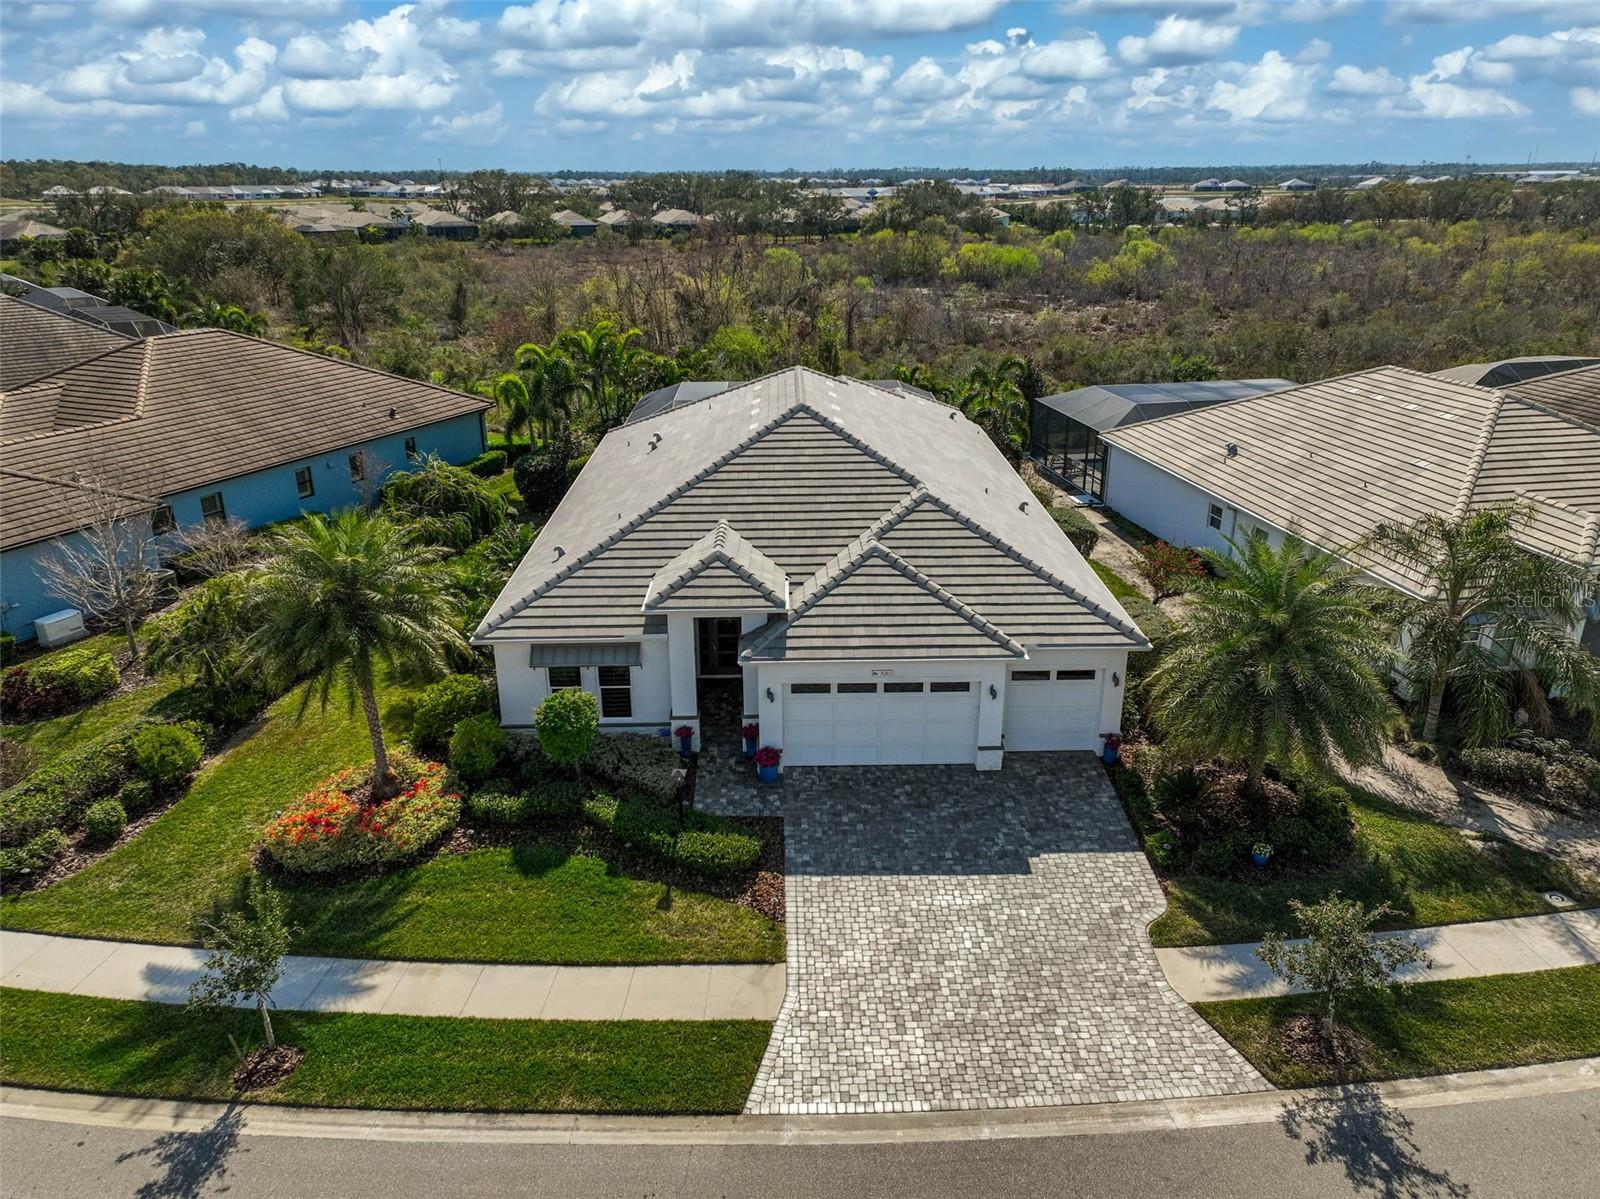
[116,1104,247,1199]
[1278,1086,1470,1199]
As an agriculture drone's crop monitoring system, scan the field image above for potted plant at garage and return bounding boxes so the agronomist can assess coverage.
[1252,842,1274,869]
[674,724,695,761]
[741,722,760,759]
[754,745,782,784]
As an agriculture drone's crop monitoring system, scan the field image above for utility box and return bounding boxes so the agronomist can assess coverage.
[34,609,87,648]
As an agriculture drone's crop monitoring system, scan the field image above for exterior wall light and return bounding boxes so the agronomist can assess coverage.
[988,684,998,699]
[766,687,775,702]
[1113,671,1122,687]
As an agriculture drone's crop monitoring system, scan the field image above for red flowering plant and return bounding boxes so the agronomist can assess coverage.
[261,750,460,875]
[753,746,782,769]
[1136,540,1205,601]
[741,723,759,740]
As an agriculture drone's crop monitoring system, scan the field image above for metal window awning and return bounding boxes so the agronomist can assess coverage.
[528,643,642,668]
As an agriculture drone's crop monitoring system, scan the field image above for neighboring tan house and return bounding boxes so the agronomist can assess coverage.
[552,210,598,237]
[1098,365,1600,645]
[651,208,702,233]
[0,300,490,639]
[0,216,69,252]
[475,368,1147,769]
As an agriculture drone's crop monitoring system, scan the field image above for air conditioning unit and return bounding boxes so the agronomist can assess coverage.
[34,609,87,648]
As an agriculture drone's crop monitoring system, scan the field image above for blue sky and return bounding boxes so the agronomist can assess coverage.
[2,1,1597,171]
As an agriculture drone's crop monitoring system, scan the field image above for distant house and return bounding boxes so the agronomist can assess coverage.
[551,209,598,237]
[1219,179,1252,191]
[0,298,490,639]
[1192,178,1222,191]
[406,208,478,240]
[652,208,702,233]
[1099,179,1129,190]
[483,210,524,230]
[1354,176,1388,190]
[597,209,636,230]
[0,216,69,252]
[1279,178,1315,191]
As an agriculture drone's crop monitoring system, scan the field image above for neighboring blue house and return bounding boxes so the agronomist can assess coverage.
[1,297,490,640]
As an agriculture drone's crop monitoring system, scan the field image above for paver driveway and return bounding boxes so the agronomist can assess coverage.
[734,754,1267,1115]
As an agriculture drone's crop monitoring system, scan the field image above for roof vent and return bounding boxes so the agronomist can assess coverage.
[1225,443,1239,458]
[949,410,957,419]
[1019,500,1029,514]
[553,546,565,560]
[388,406,397,418]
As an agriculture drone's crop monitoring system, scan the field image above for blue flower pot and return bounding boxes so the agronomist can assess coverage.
[1102,742,1119,765]
[758,764,779,785]
[677,734,694,760]
[1252,850,1271,868]
[743,736,757,759]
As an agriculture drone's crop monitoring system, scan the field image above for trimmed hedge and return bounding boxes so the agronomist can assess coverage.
[82,798,128,845]
[449,712,506,782]
[1048,505,1100,556]
[1458,747,1546,792]
[1,646,120,722]
[579,789,762,879]
[465,449,508,477]
[465,778,586,825]
[584,733,682,804]
[129,723,203,785]
[410,674,493,756]
[0,728,132,846]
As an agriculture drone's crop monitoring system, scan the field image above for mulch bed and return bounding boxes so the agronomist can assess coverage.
[231,1044,305,1092]
[0,783,191,896]
[1277,1013,1370,1077]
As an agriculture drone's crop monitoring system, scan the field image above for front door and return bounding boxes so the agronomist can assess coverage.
[696,617,742,677]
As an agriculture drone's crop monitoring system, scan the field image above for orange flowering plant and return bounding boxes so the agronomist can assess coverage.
[260,750,460,875]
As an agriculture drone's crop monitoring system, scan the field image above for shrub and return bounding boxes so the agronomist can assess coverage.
[0,736,37,791]
[585,733,681,803]
[380,456,507,548]
[675,814,762,877]
[82,798,128,845]
[410,674,493,755]
[466,449,508,477]
[259,752,460,875]
[0,632,15,667]
[466,782,527,825]
[610,794,678,858]
[512,429,593,518]
[1143,829,1182,869]
[1458,747,1547,792]
[129,722,204,785]
[116,778,158,817]
[1545,763,1597,810]
[0,728,132,845]
[1048,505,1100,556]
[450,712,507,782]
[1,646,120,721]
[0,828,67,879]
[1136,540,1204,601]
[467,778,586,824]
[1194,834,1248,875]
[536,689,599,773]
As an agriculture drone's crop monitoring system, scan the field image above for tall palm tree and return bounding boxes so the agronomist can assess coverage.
[512,341,579,444]
[555,320,645,426]
[1148,532,1397,803]
[249,510,465,799]
[1365,502,1599,745]
[953,362,1029,457]
[493,373,533,448]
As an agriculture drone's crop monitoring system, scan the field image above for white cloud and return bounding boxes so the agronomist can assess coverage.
[892,57,965,102]
[1019,35,1116,81]
[92,0,342,22]
[1207,50,1318,121]
[1328,64,1403,95]
[1125,67,1198,114]
[1573,86,1600,114]
[1383,49,1531,118]
[230,84,286,121]
[1295,37,1332,64]
[183,118,206,136]
[421,100,504,143]
[1385,0,1594,22]
[56,30,277,107]
[1118,17,1240,67]
[0,79,162,120]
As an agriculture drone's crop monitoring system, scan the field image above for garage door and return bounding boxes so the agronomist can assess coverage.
[783,680,979,766]
[1002,668,1102,751]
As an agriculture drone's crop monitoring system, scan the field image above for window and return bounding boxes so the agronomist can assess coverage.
[929,681,971,693]
[790,683,830,694]
[348,453,365,483]
[1207,502,1224,531]
[1010,670,1050,682]
[884,681,925,693]
[1056,669,1097,682]
[404,436,418,460]
[199,492,226,523]
[295,467,315,499]
[151,504,176,535]
[836,682,877,694]
[598,665,632,718]
[547,666,581,691]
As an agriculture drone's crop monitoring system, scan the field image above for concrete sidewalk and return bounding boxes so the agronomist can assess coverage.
[0,930,785,1021]
[1157,908,1600,1003]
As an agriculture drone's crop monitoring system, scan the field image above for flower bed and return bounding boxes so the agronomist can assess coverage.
[260,751,460,875]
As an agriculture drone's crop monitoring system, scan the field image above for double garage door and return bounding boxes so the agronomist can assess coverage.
[783,680,979,766]
[1001,668,1103,751]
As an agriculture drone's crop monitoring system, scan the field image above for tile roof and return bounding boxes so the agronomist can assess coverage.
[0,296,132,392]
[1101,365,1600,587]
[1499,362,1600,427]
[476,367,1146,659]
[1,328,489,551]
[643,519,788,612]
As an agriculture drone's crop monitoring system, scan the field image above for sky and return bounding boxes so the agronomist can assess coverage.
[1,1,1598,172]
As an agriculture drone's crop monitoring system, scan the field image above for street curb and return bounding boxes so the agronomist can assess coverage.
[4,1058,1596,1146]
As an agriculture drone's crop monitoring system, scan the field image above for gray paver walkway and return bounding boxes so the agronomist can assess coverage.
[1157,907,1600,1003]
[0,930,785,1021]
[734,753,1268,1115]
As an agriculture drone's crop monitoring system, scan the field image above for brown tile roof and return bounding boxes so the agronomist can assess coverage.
[1500,362,1600,427]
[0,296,132,392]
[1,328,489,551]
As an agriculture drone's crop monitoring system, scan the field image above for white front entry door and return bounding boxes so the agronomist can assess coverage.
[783,680,979,766]
[1001,668,1102,751]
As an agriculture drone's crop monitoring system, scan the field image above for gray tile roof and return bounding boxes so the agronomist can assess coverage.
[476,367,1146,656]
[0,296,132,392]
[1102,365,1600,587]
[1498,362,1600,427]
[643,518,788,612]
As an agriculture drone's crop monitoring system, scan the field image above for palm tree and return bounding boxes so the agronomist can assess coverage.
[1148,532,1397,804]
[555,320,645,426]
[249,510,465,799]
[493,373,533,448]
[144,574,249,696]
[953,362,1029,457]
[512,341,578,444]
[1364,502,1599,746]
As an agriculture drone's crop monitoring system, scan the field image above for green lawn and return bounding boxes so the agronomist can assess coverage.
[1,677,781,964]
[1149,790,1600,948]
[1091,559,1143,602]
[0,987,769,1114]
[1196,966,1600,1088]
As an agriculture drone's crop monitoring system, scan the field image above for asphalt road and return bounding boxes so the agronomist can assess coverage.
[3,1087,1598,1199]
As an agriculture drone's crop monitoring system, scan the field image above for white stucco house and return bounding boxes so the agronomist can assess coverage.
[474,368,1149,770]
[1098,363,1600,652]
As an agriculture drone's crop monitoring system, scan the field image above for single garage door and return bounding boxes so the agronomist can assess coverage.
[783,680,979,766]
[1002,668,1102,751]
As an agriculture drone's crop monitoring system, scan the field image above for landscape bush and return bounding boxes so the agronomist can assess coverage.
[584,732,682,804]
[449,712,507,782]
[0,632,15,667]
[512,429,593,518]
[466,778,586,824]
[1135,540,1205,601]
[81,798,128,845]
[129,722,204,785]
[1048,505,1100,556]
[0,828,67,880]
[259,751,460,875]
[1545,763,1599,810]
[1,646,120,722]
[535,688,599,773]
[1457,747,1547,792]
[1144,764,1354,875]
[410,673,493,755]
[115,778,158,817]
[465,449,508,477]
[675,815,763,877]
[380,456,507,549]
[578,788,762,878]
[0,728,132,845]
